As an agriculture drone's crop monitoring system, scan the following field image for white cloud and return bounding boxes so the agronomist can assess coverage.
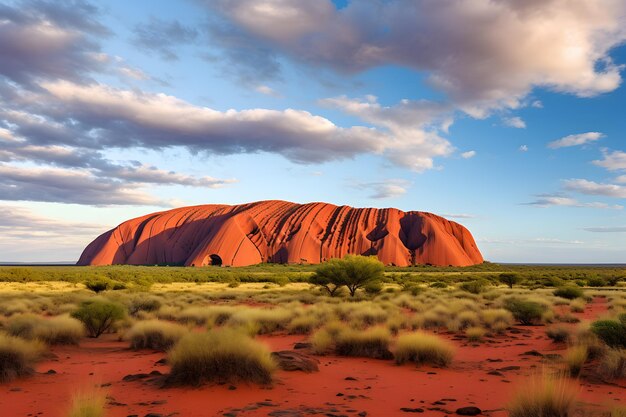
[208,0,626,114]
[593,149,626,171]
[615,175,626,184]
[441,213,476,219]
[255,84,281,97]
[525,193,623,209]
[461,150,476,159]
[503,116,526,129]
[519,145,529,152]
[352,179,410,199]
[321,95,454,171]
[563,178,626,198]
[547,132,603,149]
[531,100,543,108]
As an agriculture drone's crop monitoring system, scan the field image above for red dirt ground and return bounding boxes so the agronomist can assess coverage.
[1,297,624,417]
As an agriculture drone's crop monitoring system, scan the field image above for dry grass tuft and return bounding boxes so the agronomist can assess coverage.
[66,386,106,417]
[395,332,455,367]
[564,345,587,377]
[167,329,276,386]
[0,333,45,382]
[124,320,187,351]
[508,371,578,417]
[335,327,393,359]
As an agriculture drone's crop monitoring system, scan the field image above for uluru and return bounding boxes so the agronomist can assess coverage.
[78,201,483,266]
[77,200,483,267]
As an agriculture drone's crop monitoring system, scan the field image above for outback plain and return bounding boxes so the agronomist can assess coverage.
[0,262,625,417]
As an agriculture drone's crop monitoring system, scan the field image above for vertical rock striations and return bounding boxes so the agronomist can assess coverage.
[77,200,483,267]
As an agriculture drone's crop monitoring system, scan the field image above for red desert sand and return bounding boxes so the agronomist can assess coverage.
[77,200,483,267]
[1,297,622,417]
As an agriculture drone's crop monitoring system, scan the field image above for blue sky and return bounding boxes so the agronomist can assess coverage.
[1,0,626,263]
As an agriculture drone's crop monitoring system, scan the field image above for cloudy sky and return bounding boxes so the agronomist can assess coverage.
[1,0,626,263]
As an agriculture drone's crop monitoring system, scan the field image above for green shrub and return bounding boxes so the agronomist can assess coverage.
[553,286,583,300]
[0,333,45,382]
[125,320,187,351]
[71,300,125,338]
[499,273,520,288]
[394,332,454,367]
[84,280,109,293]
[459,280,487,294]
[335,328,392,359]
[586,277,607,287]
[167,329,276,386]
[590,320,626,348]
[503,298,546,325]
[429,282,447,288]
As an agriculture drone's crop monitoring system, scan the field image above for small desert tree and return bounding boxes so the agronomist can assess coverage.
[499,273,520,289]
[342,255,385,297]
[310,258,346,296]
[311,255,385,297]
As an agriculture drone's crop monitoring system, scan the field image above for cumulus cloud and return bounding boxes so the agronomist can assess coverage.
[503,117,526,129]
[519,145,529,152]
[352,179,410,199]
[204,0,626,113]
[525,193,623,209]
[563,178,626,198]
[548,132,604,149]
[593,149,626,171]
[461,151,476,159]
[132,17,198,61]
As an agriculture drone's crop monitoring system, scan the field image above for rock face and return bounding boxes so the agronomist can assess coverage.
[77,200,483,267]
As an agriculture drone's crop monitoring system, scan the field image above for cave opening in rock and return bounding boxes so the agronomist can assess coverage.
[209,254,223,266]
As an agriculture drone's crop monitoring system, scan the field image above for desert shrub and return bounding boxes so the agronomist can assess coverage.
[228,308,292,334]
[7,314,84,345]
[395,332,454,367]
[504,298,546,325]
[84,280,109,293]
[66,387,106,417]
[456,311,480,329]
[569,299,586,313]
[564,345,587,377]
[0,333,45,382]
[597,349,626,380]
[508,372,577,417]
[310,328,334,355]
[586,277,607,287]
[71,300,125,338]
[459,280,487,294]
[481,309,514,332]
[34,316,85,345]
[546,325,571,343]
[590,320,626,348]
[499,273,520,288]
[334,327,392,359]
[575,328,606,360]
[125,320,187,351]
[364,280,383,295]
[287,315,319,335]
[167,329,276,386]
[553,286,583,300]
[466,326,486,342]
[128,296,162,316]
[429,282,447,288]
